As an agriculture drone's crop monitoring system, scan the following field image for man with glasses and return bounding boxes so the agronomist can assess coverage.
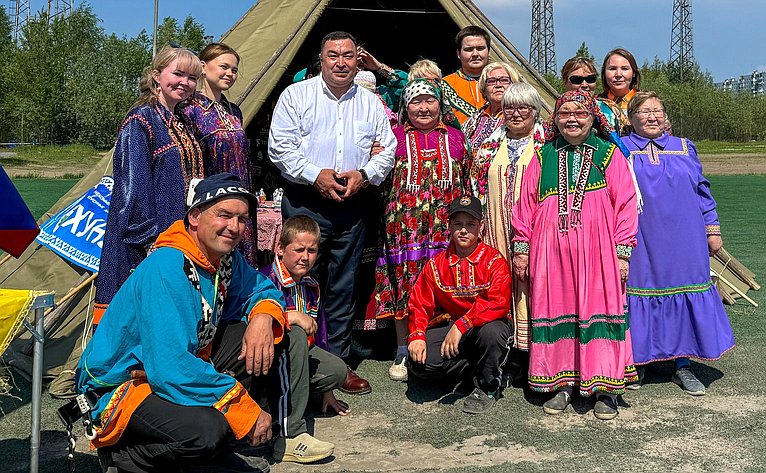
[269,31,396,394]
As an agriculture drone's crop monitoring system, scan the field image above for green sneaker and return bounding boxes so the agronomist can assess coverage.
[462,387,497,414]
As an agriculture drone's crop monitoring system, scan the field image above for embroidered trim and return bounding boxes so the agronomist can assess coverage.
[442,78,478,118]
[616,244,633,259]
[528,365,638,396]
[429,260,490,297]
[627,280,713,297]
[513,241,530,254]
[705,224,721,236]
[405,129,454,192]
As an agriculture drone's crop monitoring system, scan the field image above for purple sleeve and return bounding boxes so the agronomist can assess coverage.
[687,139,720,230]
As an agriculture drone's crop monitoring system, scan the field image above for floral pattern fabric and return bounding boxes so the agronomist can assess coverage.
[375,123,468,320]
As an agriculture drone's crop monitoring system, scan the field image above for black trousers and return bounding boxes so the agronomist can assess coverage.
[408,319,513,392]
[282,183,370,359]
[104,322,289,472]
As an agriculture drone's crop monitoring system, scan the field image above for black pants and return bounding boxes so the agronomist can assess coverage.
[104,322,289,472]
[408,319,513,392]
[282,183,370,359]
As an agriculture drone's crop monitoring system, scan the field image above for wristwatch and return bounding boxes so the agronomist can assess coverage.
[359,169,370,188]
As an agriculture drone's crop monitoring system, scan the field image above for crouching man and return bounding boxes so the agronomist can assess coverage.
[407,194,513,414]
[76,173,287,473]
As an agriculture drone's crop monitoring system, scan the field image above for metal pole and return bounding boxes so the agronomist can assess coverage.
[152,0,159,58]
[29,306,45,473]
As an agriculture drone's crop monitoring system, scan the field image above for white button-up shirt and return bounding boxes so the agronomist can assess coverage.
[268,76,396,186]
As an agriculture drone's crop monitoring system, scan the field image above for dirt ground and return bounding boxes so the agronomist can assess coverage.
[3,152,766,178]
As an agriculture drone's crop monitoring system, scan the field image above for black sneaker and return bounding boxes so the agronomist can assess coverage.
[462,387,497,414]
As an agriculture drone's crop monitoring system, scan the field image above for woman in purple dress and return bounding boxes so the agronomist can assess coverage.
[182,43,257,265]
[623,91,735,396]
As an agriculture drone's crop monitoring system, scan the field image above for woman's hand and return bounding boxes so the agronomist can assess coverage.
[708,235,723,256]
[619,259,630,283]
[512,254,529,281]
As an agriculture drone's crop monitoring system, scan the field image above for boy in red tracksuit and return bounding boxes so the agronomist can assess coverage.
[407,194,513,414]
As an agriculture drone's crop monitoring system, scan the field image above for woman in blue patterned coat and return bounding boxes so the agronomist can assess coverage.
[94,46,205,323]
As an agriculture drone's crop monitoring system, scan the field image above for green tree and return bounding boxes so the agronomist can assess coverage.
[0,6,14,141]
[156,15,205,52]
[574,42,595,62]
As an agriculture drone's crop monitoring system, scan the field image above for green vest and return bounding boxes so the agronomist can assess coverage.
[537,133,616,202]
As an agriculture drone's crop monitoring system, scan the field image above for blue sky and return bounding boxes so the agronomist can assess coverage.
[76,0,765,81]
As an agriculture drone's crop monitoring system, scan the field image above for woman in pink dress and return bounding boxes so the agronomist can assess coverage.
[512,90,639,420]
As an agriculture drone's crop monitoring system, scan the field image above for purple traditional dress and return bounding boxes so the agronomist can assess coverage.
[182,92,257,265]
[623,132,735,364]
[374,123,467,322]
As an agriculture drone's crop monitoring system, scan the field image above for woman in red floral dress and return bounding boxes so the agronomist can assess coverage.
[375,79,468,381]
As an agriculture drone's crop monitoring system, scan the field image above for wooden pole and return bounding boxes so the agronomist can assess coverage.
[44,273,98,316]
[713,269,759,308]
[0,253,12,268]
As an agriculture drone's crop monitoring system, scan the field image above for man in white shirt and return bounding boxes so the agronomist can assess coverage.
[269,31,396,394]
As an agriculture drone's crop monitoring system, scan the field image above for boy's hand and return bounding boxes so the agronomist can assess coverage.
[239,313,275,376]
[321,391,350,416]
[287,310,317,336]
[247,410,273,446]
[408,340,427,364]
[440,325,462,359]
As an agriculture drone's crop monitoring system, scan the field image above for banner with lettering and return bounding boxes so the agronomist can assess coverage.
[35,176,113,272]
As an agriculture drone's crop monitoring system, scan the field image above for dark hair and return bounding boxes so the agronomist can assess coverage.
[319,31,358,54]
[199,42,240,64]
[561,56,597,82]
[279,215,321,249]
[600,48,641,94]
[455,26,490,50]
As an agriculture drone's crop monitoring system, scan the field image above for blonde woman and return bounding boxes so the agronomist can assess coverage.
[94,46,205,324]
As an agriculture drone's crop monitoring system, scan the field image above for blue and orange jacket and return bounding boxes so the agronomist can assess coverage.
[76,220,285,447]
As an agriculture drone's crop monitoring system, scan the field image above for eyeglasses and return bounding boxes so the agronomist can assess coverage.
[568,74,598,85]
[503,105,533,117]
[635,109,665,118]
[486,77,512,86]
[557,110,591,120]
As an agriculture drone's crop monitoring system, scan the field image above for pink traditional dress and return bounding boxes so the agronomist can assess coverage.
[512,132,639,395]
[375,122,467,321]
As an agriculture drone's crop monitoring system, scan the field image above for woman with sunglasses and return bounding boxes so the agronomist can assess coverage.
[469,83,544,369]
[512,90,639,420]
[622,91,734,395]
[462,62,522,156]
[561,56,628,134]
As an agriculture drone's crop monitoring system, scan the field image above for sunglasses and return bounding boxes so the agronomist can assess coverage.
[568,74,598,85]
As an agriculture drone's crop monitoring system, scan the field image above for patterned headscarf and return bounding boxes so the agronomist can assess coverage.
[544,90,615,142]
[400,78,444,126]
[402,78,441,107]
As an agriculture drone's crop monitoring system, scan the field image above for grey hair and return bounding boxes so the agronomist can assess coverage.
[501,82,544,120]
[478,61,522,100]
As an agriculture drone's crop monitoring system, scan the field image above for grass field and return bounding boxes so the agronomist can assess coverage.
[10,179,79,220]
[695,140,766,155]
[1,175,765,472]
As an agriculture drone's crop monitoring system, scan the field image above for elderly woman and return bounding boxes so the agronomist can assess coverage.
[599,48,641,113]
[623,91,735,395]
[181,43,257,265]
[512,90,638,420]
[407,59,460,129]
[376,79,468,381]
[95,46,204,323]
[462,62,522,154]
[469,82,544,356]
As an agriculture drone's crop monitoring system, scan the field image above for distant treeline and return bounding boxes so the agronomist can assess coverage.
[2,6,764,148]
[0,5,205,148]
